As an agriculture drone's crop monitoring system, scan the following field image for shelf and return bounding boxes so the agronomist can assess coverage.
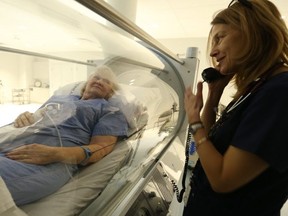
[12,88,30,104]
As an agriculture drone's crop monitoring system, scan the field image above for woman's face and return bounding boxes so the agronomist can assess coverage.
[210,24,243,75]
[83,74,114,100]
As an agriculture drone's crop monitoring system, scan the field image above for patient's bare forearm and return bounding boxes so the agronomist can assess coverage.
[56,142,116,165]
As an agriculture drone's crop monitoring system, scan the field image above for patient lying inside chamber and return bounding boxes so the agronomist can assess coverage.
[0,65,129,206]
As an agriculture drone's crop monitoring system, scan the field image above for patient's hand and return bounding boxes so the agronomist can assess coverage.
[14,111,35,128]
[5,144,57,165]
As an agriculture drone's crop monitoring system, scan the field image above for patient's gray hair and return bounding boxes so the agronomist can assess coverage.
[81,65,119,96]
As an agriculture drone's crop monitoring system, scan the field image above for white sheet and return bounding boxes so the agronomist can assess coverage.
[0,177,27,216]
[20,140,132,216]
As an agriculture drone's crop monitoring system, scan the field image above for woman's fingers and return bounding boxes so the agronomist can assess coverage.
[184,83,203,123]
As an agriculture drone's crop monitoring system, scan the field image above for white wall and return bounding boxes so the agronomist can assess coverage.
[0,37,235,105]
[0,52,34,103]
[0,52,90,103]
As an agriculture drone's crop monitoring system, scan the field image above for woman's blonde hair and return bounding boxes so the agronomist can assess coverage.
[208,0,288,98]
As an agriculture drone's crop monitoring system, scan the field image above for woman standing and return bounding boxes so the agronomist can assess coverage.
[184,0,288,215]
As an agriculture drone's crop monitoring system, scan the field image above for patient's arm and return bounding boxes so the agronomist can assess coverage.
[79,135,117,165]
[5,135,117,165]
[54,135,118,165]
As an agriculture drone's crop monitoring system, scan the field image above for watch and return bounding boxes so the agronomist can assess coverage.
[189,122,204,135]
[79,146,93,166]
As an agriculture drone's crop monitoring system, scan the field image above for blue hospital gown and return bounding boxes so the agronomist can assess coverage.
[0,95,128,206]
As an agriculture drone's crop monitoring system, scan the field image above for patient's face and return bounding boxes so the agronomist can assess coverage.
[82,74,114,100]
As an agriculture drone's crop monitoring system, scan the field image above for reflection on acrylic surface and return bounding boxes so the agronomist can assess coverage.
[0,0,183,214]
[0,64,181,215]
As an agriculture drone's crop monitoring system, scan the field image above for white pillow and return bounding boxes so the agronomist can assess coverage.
[54,81,85,96]
[54,81,147,130]
[109,89,146,129]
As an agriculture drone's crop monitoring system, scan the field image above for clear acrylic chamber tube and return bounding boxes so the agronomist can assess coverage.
[0,0,199,215]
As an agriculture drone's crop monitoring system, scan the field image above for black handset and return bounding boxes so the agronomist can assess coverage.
[201,67,225,83]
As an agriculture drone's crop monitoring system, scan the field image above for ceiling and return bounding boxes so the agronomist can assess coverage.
[135,0,288,39]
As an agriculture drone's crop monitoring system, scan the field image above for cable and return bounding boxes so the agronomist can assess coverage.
[170,126,192,203]
[44,103,74,179]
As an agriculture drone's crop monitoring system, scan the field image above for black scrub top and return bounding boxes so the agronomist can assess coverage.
[184,73,288,216]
